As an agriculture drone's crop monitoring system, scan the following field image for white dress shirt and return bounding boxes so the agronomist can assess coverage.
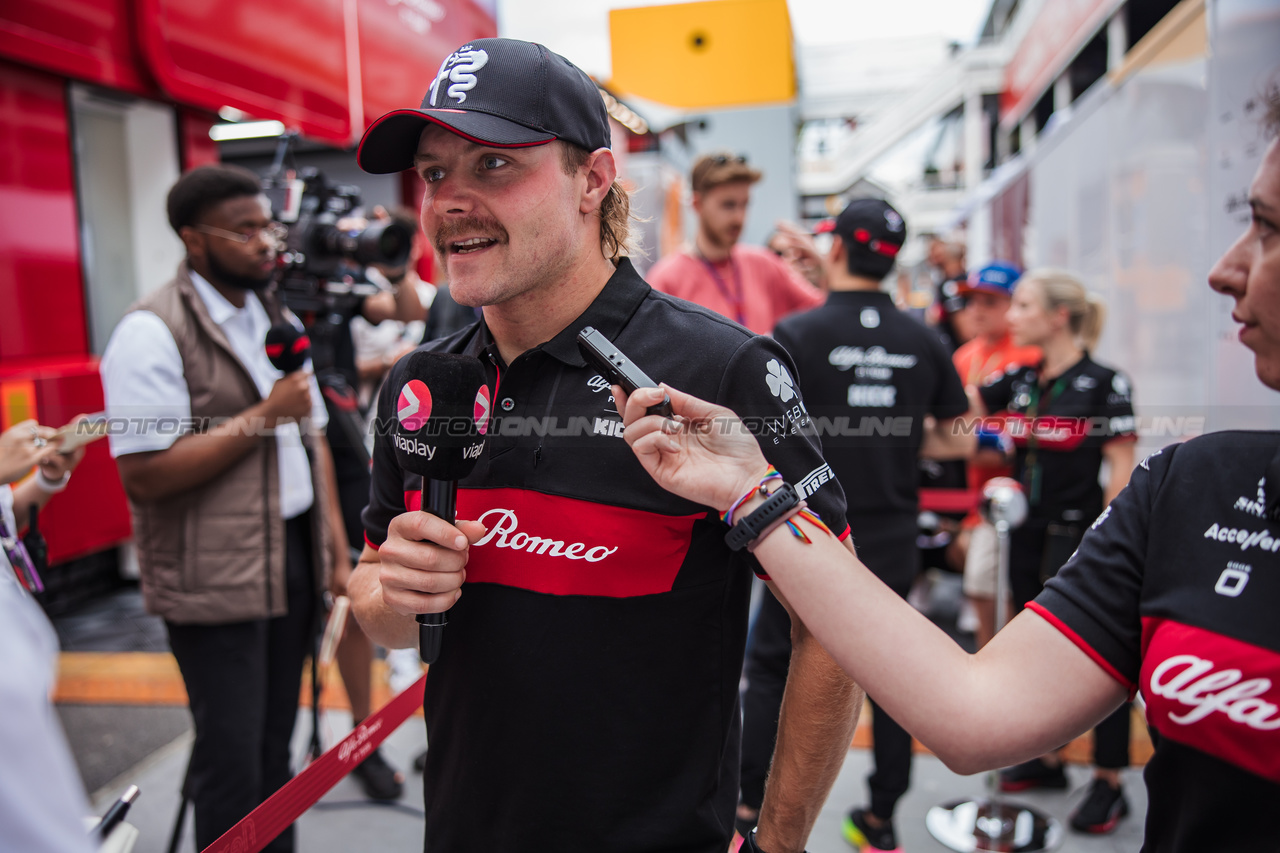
[101,271,328,519]
[0,486,96,853]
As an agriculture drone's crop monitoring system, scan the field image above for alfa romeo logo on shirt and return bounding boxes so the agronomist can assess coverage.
[766,359,796,402]
[474,385,491,436]
[397,380,432,432]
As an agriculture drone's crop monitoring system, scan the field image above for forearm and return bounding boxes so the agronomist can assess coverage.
[919,418,976,460]
[755,622,862,853]
[349,550,419,650]
[753,524,1124,773]
[117,403,278,503]
[9,480,55,531]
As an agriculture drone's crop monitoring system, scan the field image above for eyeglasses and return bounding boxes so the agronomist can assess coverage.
[193,222,288,246]
[710,154,748,166]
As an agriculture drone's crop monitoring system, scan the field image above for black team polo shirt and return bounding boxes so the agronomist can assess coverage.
[363,258,850,853]
[1031,433,1280,850]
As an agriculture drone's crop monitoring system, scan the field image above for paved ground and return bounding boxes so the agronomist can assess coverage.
[59,581,1147,852]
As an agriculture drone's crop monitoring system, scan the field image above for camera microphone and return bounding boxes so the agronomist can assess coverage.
[391,351,490,664]
[265,323,312,373]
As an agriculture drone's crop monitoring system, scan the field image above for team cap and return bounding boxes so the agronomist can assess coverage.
[357,38,611,174]
[960,261,1023,297]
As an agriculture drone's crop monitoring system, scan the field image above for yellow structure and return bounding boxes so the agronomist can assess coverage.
[609,0,796,109]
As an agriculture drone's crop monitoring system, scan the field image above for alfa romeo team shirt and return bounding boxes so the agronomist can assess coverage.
[978,354,1136,521]
[1031,433,1280,851]
[363,259,849,853]
[774,291,970,520]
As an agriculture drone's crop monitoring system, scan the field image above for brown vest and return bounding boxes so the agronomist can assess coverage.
[126,263,332,624]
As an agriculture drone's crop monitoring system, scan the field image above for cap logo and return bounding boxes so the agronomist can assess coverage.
[885,210,904,232]
[397,379,433,431]
[428,46,490,106]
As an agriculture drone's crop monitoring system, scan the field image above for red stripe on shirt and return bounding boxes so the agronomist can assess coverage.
[404,488,704,597]
[1026,601,1136,693]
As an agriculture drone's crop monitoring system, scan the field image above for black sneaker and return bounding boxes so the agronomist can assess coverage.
[1070,778,1129,833]
[999,757,1069,792]
[351,748,404,801]
[842,807,902,852]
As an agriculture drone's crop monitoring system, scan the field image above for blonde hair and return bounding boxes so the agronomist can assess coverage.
[560,143,640,263]
[1022,268,1107,350]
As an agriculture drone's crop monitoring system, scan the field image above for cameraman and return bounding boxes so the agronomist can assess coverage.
[306,206,425,801]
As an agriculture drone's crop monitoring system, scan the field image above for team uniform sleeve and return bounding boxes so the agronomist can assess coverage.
[361,359,408,549]
[100,311,193,458]
[716,335,849,540]
[1028,444,1175,691]
[1098,369,1137,445]
[978,366,1016,414]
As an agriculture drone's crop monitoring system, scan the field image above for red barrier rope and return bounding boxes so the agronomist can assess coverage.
[202,673,426,853]
[918,488,979,515]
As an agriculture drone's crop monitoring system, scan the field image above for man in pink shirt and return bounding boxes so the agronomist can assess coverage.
[648,153,824,334]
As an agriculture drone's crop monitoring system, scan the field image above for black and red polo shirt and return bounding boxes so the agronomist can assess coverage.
[1032,433,1280,850]
[979,353,1137,521]
[363,259,849,853]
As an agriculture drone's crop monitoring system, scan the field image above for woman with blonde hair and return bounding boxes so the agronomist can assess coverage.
[968,267,1138,831]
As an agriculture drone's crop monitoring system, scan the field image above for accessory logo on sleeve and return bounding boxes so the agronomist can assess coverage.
[766,359,796,402]
[428,46,490,105]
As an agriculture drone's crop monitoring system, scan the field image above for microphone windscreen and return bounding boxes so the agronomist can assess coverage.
[393,351,490,481]
[265,323,311,373]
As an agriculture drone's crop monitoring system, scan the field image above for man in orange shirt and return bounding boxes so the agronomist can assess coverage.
[648,153,823,334]
[952,261,1041,646]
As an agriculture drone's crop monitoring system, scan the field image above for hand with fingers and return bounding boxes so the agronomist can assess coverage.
[615,383,772,513]
[0,420,61,485]
[376,512,488,618]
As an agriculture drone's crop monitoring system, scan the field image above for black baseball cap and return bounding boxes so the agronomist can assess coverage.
[357,38,612,174]
[830,198,907,258]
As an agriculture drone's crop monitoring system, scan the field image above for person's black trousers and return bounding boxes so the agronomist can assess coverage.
[739,517,919,821]
[166,513,316,852]
[1011,520,1130,771]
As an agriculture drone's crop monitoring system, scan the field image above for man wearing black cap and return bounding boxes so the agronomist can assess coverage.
[740,199,973,852]
[348,38,862,853]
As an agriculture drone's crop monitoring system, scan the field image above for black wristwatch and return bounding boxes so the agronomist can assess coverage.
[742,827,808,853]
[725,482,801,551]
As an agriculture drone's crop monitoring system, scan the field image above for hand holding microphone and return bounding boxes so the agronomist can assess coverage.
[387,351,490,664]
[264,322,314,424]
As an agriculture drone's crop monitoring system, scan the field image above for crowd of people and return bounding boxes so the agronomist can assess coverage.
[3,32,1276,853]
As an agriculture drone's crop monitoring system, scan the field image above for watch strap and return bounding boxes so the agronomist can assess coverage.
[725,482,801,551]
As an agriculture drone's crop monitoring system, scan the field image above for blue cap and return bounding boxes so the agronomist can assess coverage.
[961,261,1022,297]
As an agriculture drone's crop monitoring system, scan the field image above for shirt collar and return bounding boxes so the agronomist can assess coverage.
[825,289,894,305]
[470,258,651,368]
[188,269,259,326]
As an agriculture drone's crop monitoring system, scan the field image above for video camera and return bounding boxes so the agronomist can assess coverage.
[262,166,412,307]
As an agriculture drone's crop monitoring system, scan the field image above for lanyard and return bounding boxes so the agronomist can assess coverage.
[0,511,42,592]
[1022,373,1071,507]
[698,256,746,326]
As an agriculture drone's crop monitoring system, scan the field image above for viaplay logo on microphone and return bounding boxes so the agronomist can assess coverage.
[474,385,491,436]
[398,380,432,432]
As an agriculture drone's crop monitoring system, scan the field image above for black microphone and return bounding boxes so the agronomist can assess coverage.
[265,322,312,373]
[391,351,490,664]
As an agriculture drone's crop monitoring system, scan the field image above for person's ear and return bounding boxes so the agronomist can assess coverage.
[579,148,617,215]
[178,226,205,260]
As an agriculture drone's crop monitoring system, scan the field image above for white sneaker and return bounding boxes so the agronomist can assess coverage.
[387,647,423,694]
